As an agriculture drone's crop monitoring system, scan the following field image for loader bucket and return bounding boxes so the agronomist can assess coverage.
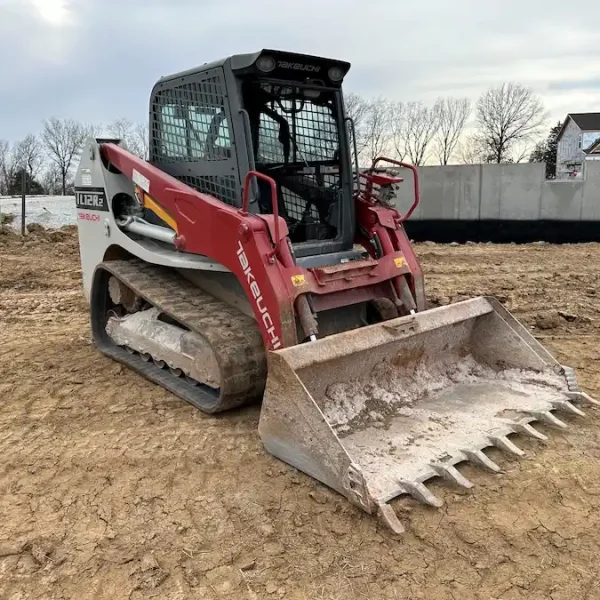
[258,297,596,533]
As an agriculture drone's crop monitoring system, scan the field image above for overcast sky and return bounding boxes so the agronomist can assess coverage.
[1,0,599,141]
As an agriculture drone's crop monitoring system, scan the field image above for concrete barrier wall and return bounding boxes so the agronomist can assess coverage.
[582,164,600,221]
[392,161,600,222]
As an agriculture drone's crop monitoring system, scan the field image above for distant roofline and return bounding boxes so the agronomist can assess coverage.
[587,138,600,154]
[557,112,600,141]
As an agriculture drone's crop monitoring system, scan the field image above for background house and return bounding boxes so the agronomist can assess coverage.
[556,113,600,178]
[587,138,600,161]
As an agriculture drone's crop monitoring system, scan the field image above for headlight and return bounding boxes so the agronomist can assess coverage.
[303,89,321,99]
[328,66,344,82]
[256,55,276,73]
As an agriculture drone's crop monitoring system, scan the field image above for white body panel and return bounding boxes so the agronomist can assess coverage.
[74,138,229,303]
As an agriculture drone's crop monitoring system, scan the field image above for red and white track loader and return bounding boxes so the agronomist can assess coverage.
[74,49,596,532]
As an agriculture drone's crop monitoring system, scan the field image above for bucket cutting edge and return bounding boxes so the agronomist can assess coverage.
[258,296,595,532]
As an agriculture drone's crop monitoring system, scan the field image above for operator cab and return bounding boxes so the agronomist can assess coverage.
[149,50,357,260]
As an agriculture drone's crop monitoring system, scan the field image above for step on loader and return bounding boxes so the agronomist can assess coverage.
[74,49,597,533]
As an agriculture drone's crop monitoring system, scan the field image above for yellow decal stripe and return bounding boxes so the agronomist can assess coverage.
[143,193,178,233]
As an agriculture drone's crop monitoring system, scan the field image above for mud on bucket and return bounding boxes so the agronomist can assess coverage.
[258,296,591,532]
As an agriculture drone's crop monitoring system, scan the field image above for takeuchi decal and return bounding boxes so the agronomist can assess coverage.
[78,212,100,222]
[236,241,281,350]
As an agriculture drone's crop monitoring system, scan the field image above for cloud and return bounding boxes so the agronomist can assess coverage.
[0,0,599,140]
[549,78,600,91]
[30,0,73,26]
[0,0,78,74]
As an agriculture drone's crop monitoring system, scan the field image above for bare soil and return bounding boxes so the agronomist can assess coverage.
[1,229,599,600]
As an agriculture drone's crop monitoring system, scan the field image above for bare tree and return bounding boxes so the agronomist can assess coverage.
[388,101,406,161]
[511,142,533,163]
[0,140,14,195]
[400,101,440,166]
[435,97,471,165]
[360,97,391,165]
[475,82,548,163]
[107,118,149,159]
[344,92,369,132]
[343,92,369,166]
[40,163,63,195]
[455,134,487,165]
[13,134,44,180]
[41,117,88,195]
[107,117,133,141]
[129,122,149,160]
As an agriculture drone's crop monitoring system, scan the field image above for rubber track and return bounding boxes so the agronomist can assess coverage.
[93,259,267,413]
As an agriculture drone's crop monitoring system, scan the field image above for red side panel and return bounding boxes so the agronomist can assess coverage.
[102,144,426,348]
[102,143,296,349]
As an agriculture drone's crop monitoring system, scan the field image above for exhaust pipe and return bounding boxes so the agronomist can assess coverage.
[119,217,176,245]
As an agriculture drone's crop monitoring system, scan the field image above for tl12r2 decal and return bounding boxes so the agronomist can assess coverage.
[75,187,108,211]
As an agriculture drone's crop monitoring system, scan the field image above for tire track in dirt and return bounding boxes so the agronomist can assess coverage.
[1,228,599,599]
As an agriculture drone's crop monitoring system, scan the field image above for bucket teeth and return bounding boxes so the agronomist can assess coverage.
[528,410,568,429]
[488,435,525,457]
[377,503,405,534]
[552,400,586,417]
[512,422,548,441]
[430,463,474,489]
[400,480,443,508]
[566,391,600,407]
[462,448,502,473]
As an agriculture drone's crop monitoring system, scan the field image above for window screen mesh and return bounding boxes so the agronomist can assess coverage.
[179,175,238,205]
[252,84,342,240]
[151,75,238,206]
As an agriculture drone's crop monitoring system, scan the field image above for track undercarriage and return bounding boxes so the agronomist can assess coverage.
[91,260,267,413]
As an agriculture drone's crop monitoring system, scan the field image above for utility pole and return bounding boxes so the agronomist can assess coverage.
[21,169,26,236]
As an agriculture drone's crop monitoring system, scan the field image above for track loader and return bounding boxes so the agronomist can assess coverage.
[74,49,597,533]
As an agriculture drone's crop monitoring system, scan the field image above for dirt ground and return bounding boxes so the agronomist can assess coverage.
[1,226,599,600]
